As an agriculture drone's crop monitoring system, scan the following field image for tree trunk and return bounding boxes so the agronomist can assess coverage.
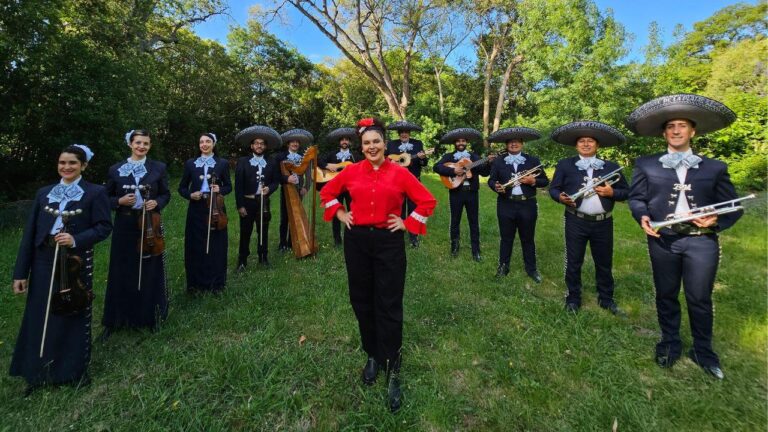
[492,56,519,132]
[482,42,500,149]
[434,64,445,122]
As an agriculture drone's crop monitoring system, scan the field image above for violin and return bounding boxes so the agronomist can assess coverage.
[204,172,227,231]
[136,184,165,257]
[43,208,93,316]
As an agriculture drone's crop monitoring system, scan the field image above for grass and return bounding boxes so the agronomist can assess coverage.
[0,173,765,431]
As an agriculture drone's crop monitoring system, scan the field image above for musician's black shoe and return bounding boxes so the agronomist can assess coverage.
[599,300,626,317]
[409,236,420,249]
[334,238,342,247]
[258,254,271,268]
[472,251,482,262]
[278,244,290,252]
[565,302,580,313]
[23,384,39,398]
[495,263,509,277]
[450,240,459,257]
[236,262,247,273]
[387,370,402,413]
[527,270,542,284]
[655,353,679,369]
[96,327,112,344]
[361,357,378,386]
[687,349,724,379]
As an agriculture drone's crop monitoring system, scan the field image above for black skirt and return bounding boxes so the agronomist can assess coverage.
[102,212,168,329]
[10,244,94,386]
[183,199,227,291]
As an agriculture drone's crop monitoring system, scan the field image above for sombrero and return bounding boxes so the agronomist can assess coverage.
[235,125,282,150]
[440,128,483,144]
[551,121,625,147]
[386,120,423,132]
[488,127,542,143]
[325,127,357,142]
[281,129,314,146]
[626,94,736,136]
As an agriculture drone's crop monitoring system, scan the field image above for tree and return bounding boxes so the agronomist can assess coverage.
[270,0,446,119]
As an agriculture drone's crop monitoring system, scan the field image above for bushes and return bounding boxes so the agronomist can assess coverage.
[729,153,768,192]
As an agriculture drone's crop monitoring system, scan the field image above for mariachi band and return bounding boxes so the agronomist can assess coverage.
[9,94,752,407]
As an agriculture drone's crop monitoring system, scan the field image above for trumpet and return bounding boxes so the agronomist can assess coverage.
[501,165,542,189]
[567,167,624,201]
[649,194,755,231]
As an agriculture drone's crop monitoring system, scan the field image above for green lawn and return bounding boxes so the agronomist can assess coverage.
[0,174,765,431]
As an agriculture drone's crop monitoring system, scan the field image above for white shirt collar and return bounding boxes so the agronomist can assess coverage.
[127,157,147,164]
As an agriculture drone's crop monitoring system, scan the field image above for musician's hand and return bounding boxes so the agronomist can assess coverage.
[693,214,718,228]
[641,215,661,238]
[261,186,270,195]
[144,200,158,211]
[119,194,136,206]
[417,151,426,159]
[595,184,613,197]
[190,191,202,201]
[299,187,307,197]
[337,209,354,229]
[387,214,405,232]
[238,207,248,217]
[288,174,299,185]
[559,193,576,207]
[521,175,536,186]
[211,184,220,193]
[494,183,506,193]
[54,232,75,247]
[13,279,27,294]
[453,166,465,175]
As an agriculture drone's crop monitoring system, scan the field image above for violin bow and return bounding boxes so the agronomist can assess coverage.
[205,174,214,255]
[259,171,265,248]
[137,185,149,291]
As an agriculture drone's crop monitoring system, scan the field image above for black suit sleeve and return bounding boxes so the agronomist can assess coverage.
[549,161,566,202]
[609,170,629,202]
[533,159,549,188]
[105,167,120,209]
[13,189,42,280]
[488,160,501,192]
[628,160,650,224]
[218,160,233,196]
[712,164,741,231]
[432,154,455,176]
[474,155,492,177]
[154,162,171,211]
[72,186,113,250]
[234,158,245,209]
[267,162,280,198]
[178,161,192,200]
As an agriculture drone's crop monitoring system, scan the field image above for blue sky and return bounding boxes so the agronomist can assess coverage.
[193,1,752,65]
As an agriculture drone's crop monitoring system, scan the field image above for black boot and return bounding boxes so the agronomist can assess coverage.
[450,240,460,257]
[409,235,420,249]
[387,367,402,413]
[236,257,247,273]
[361,357,378,386]
[259,252,271,268]
[472,248,481,262]
[495,263,509,277]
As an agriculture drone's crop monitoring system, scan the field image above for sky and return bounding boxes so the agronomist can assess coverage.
[193,1,753,66]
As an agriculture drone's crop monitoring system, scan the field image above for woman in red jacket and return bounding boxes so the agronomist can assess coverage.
[320,117,436,413]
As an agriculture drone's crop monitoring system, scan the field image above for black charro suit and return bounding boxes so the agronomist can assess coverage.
[433,151,491,255]
[629,151,742,367]
[235,155,281,263]
[487,153,549,272]
[549,157,629,306]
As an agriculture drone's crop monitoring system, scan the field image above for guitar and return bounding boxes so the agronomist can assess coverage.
[388,148,435,167]
[315,161,353,183]
[439,153,497,189]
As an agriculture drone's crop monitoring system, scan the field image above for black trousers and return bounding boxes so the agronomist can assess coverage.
[449,189,480,253]
[331,192,351,243]
[564,212,615,306]
[400,197,418,242]
[497,199,538,272]
[344,226,406,369]
[238,198,271,261]
[279,188,302,248]
[648,233,720,366]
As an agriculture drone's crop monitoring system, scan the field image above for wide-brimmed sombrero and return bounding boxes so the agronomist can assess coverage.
[551,121,625,147]
[626,94,736,136]
[488,127,542,143]
[440,128,483,144]
[325,127,357,142]
[281,129,314,146]
[235,125,282,150]
[386,120,423,132]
